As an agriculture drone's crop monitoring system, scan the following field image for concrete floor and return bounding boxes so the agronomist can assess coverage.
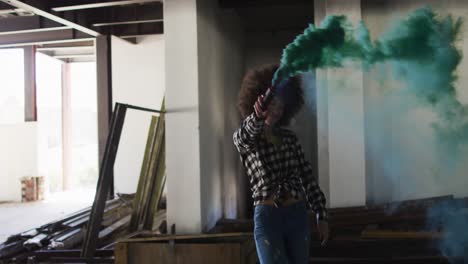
[0,189,95,243]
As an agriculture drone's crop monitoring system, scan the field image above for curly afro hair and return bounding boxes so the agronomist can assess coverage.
[238,64,304,126]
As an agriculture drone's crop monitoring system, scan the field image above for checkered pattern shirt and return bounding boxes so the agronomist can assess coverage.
[233,113,328,220]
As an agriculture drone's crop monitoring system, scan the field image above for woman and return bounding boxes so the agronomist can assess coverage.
[233,64,329,264]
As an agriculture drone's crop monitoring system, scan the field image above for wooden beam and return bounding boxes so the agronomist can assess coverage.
[23,46,36,122]
[129,116,159,232]
[52,0,162,12]
[81,103,127,258]
[1,0,100,36]
[361,230,446,240]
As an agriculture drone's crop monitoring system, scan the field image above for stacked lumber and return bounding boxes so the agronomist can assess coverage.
[0,196,133,264]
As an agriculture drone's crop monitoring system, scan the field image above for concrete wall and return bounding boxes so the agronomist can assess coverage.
[111,35,165,194]
[315,0,367,208]
[362,0,468,203]
[197,0,245,228]
[0,123,38,202]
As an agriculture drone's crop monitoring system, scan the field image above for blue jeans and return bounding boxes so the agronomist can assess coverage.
[254,201,310,264]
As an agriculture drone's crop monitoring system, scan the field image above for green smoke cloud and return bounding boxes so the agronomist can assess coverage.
[275,6,467,151]
[274,7,463,82]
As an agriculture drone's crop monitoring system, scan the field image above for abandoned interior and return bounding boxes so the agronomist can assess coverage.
[0,0,467,263]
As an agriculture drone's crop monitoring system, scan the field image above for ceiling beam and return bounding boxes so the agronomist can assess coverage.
[0,0,100,36]
[0,15,40,31]
[0,15,67,32]
[0,27,76,45]
[0,7,23,14]
[0,26,72,35]
[39,40,94,48]
[39,46,94,58]
[37,46,93,52]
[52,0,162,12]
[53,54,95,59]
[219,0,313,8]
[101,21,163,36]
[93,18,162,27]
[0,36,94,48]
[57,2,162,23]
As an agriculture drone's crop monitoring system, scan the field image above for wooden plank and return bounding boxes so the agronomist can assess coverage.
[143,114,166,230]
[119,232,253,243]
[309,256,456,264]
[361,230,446,240]
[81,103,127,258]
[152,210,166,232]
[129,100,166,232]
[241,237,258,264]
[126,243,242,264]
[139,114,164,227]
[129,116,159,232]
[114,242,128,264]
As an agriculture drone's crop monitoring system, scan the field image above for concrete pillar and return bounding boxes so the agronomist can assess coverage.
[165,0,202,233]
[314,0,330,207]
[165,0,245,232]
[314,0,366,208]
[62,63,72,191]
[24,46,37,122]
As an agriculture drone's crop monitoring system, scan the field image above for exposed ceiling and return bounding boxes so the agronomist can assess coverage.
[0,0,163,62]
[219,0,314,33]
[0,0,312,63]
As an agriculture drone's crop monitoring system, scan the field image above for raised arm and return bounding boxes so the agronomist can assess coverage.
[233,113,265,153]
[233,95,268,154]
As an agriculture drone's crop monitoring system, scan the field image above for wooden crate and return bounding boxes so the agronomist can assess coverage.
[115,233,257,264]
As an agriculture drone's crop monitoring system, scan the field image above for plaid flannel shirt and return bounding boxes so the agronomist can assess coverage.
[233,113,328,220]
